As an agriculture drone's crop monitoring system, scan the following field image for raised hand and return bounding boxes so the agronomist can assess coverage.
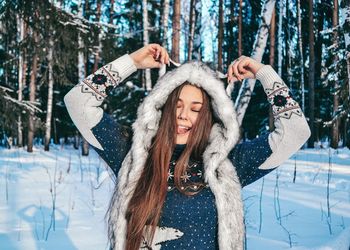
[227,56,264,83]
[130,43,170,70]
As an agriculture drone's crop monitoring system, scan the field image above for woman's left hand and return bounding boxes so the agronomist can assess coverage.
[227,56,265,83]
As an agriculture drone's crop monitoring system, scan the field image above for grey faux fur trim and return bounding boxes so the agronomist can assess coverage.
[110,61,244,250]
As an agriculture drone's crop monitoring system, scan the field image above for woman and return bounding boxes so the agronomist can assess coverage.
[64,44,310,250]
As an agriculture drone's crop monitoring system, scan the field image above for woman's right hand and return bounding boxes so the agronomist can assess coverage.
[130,44,170,70]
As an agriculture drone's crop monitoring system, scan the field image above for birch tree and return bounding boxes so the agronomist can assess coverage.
[77,0,89,155]
[27,29,39,153]
[277,0,285,76]
[92,0,102,73]
[44,27,54,151]
[193,0,202,60]
[161,0,170,48]
[142,0,152,91]
[269,6,276,131]
[234,0,276,125]
[17,15,27,147]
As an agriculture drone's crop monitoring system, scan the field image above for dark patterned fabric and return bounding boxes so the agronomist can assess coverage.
[265,81,302,119]
[82,63,122,101]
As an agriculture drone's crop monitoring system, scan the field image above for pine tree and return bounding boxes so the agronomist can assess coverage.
[171,0,180,62]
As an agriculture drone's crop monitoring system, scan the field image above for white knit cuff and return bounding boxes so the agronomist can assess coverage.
[255,65,282,90]
[110,54,138,81]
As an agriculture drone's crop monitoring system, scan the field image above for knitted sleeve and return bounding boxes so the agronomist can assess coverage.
[64,55,137,174]
[229,65,311,187]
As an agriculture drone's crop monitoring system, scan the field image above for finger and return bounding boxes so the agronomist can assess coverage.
[165,52,170,66]
[238,59,249,74]
[227,64,233,83]
[150,44,161,60]
[232,61,242,81]
[239,59,256,78]
[160,48,166,64]
[149,44,160,55]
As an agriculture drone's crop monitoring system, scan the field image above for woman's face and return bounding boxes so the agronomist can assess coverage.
[175,84,203,144]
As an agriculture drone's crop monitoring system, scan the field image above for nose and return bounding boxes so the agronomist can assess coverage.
[178,108,188,120]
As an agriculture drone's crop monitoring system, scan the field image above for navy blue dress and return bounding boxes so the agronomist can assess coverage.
[92,113,275,249]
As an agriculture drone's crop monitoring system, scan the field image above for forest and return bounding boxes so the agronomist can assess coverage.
[1,1,350,250]
[0,0,349,154]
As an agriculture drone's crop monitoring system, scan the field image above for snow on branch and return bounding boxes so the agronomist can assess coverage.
[52,3,159,38]
[0,85,42,113]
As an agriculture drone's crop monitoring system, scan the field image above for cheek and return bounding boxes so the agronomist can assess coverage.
[190,113,199,124]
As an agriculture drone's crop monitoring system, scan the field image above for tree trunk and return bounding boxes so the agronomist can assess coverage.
[187,0,196,61]
[340,0,350,148]
[92,0,102,73]
[193,0,202,60]
[297,0,305,113]
[142,0,152,91]
[109,0,115,24]
[234,0,276,125]
[269,7,276,131]
[172,0,181,62]
[218,0,224,71]
[228,0,236,64]
[340,0,350,97]
[331,0,340,149]
[159,0,170,78]
[78,0,89,156]
[238,0,242,57]
[161,0,170,48]
[277,0,284,76]
[44,36,54,151]
[27,30,38,153]
[17,16,27,147]
[307,0,315,148]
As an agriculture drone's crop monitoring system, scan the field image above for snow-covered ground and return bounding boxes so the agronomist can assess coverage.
[0,145,349,250]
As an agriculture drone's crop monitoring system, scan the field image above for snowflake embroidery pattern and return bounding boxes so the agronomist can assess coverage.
[167,160,209,192]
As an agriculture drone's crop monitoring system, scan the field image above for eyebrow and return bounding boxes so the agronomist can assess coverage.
[178,98,203,105]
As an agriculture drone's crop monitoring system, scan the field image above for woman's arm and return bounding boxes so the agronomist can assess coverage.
[64,44,170,175]
[64,54,137,150]
[64,55,137,175]
[227,58,311,187]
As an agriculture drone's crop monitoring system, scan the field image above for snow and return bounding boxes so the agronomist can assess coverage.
[0,145,349,250]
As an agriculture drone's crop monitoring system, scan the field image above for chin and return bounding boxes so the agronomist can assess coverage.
[176,135,189,144]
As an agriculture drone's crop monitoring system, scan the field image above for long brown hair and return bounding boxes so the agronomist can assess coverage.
[109,82,214,250]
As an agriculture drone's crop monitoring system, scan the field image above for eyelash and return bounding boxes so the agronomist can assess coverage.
[177,106,200,112]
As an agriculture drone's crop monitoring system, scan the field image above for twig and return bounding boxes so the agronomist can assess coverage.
[258,177,265,233]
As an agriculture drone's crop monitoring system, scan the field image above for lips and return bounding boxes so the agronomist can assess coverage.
[177,125,191,135]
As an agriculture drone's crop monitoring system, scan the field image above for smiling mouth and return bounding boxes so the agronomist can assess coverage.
[177,125,191,135]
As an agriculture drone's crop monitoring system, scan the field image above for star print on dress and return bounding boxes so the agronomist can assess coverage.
[81,62,122,101]
[265,81,303,119]
[140,226,184,250]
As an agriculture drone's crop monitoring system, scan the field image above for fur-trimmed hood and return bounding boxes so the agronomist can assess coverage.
[110,61,245,250]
